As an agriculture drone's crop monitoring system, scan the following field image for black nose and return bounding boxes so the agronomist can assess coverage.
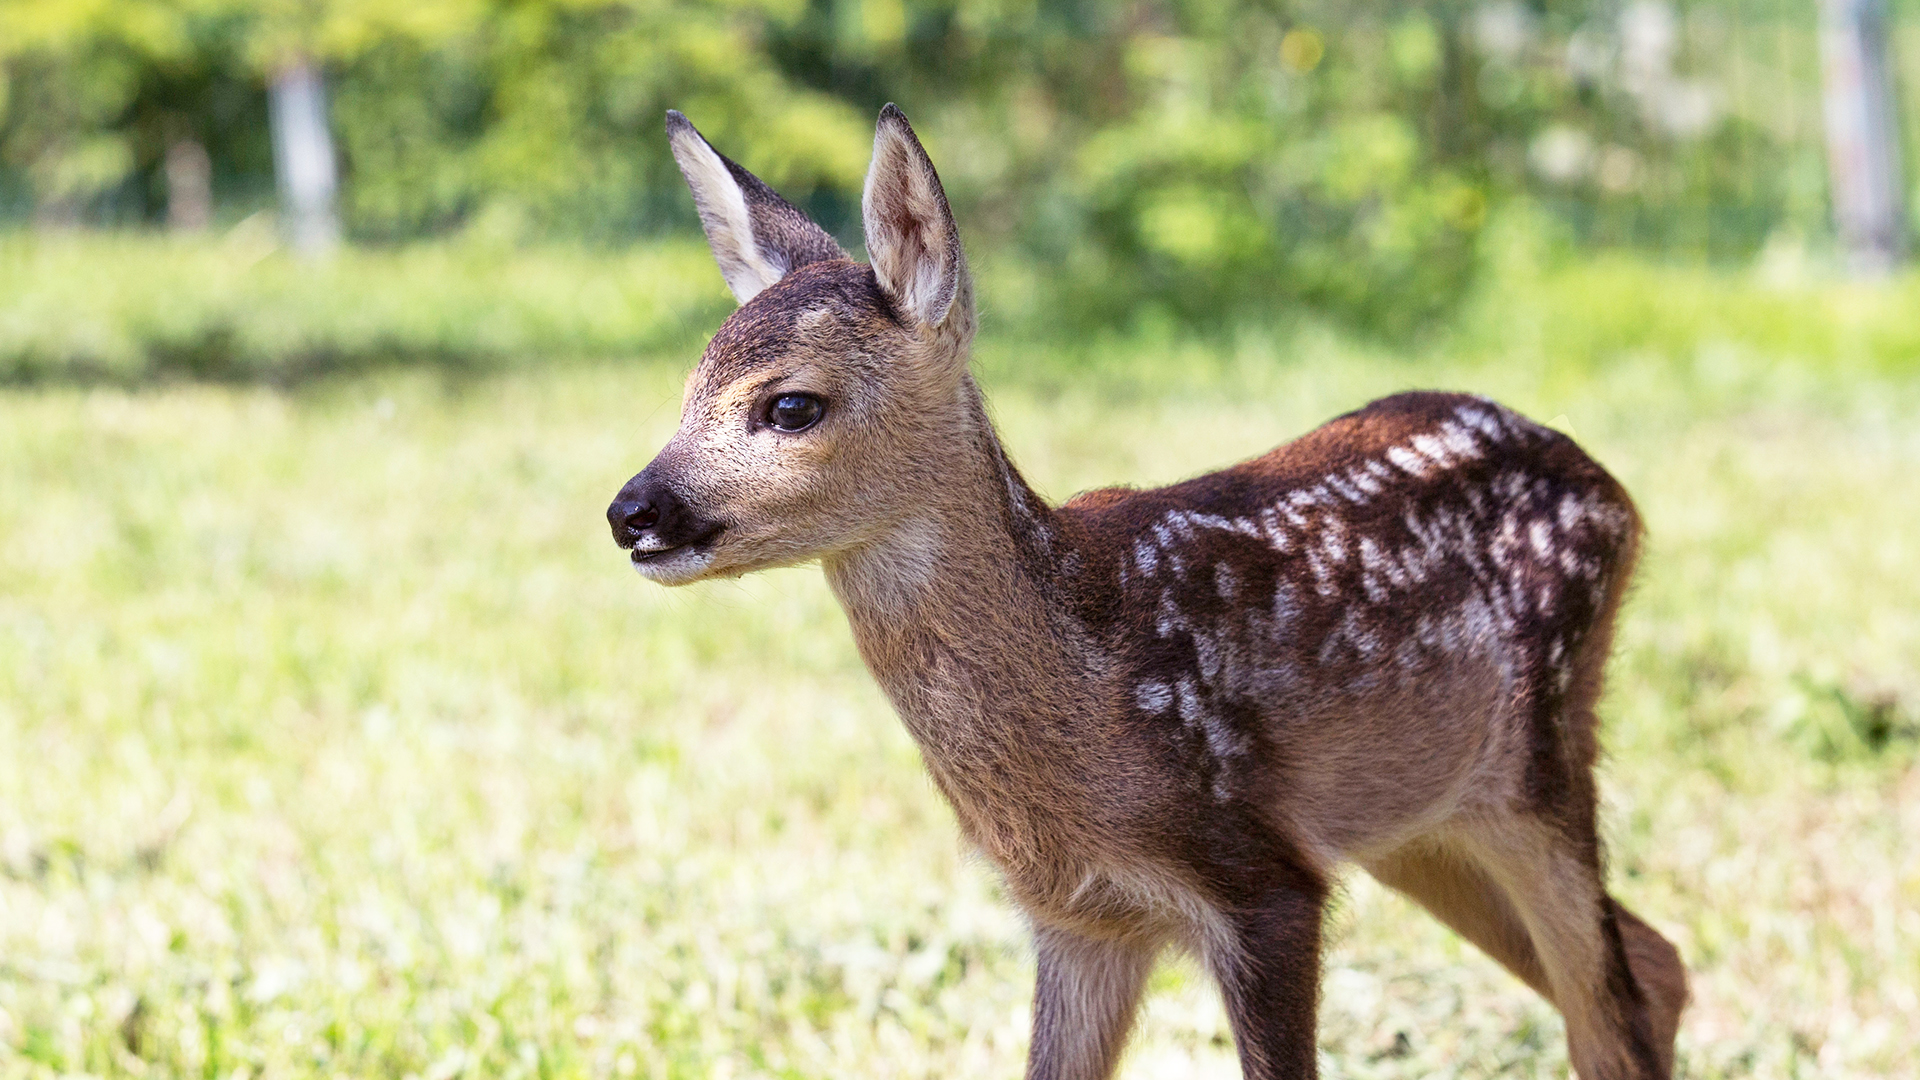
[608,474,684,548]
[607,496,659,546]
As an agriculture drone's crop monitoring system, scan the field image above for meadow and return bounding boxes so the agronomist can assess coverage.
[1,250,1917,1079]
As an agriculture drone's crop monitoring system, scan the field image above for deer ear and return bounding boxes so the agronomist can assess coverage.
[862,104,970,331]
[667,111,848,305]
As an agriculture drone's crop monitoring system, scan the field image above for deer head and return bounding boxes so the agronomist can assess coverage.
[607,106,982,585]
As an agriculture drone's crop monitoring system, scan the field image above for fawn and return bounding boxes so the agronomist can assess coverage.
[607,105,1687,1080]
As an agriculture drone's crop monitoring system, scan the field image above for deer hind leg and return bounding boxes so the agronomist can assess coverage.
[1457,816,1680,1080]
[1611,900,1688,1075]
[1362,838,1553,1000]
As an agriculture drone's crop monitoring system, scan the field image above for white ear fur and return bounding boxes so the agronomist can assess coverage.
[862,104,967,329]
[668,115,786,304]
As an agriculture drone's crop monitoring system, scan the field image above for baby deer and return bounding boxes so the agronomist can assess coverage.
[608,105,1686,1079]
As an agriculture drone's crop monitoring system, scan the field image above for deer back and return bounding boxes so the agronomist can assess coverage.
[1052,391,1641,867]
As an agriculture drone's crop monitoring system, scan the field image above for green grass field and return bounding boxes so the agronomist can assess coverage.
[2,265,1918,1078]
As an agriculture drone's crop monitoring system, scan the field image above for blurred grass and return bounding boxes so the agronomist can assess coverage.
[1,251,1918,1078]
[5,227,1920,385]
[0,231,731,384]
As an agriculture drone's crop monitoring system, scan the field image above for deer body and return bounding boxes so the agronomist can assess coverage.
[611,107,1687,1080]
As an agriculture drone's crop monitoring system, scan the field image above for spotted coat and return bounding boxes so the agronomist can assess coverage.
[1052,392,1638,858]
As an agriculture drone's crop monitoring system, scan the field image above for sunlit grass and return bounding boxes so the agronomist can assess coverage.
[0,234,730,383]
[1,312,1916,1077]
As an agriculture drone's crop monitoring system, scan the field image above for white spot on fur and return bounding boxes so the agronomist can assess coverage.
[1336,610,1382,658]
[1136,681,1174,714]
[1320,516,1348,563]
[1134,538,1159,577]
[1201,713,1246,766]
[1386,444,1434,478]
[1214,562,1240,601]
[1156,590,1184,637]
[1362,536,1411,591]
[1529,519,1555,560]
[1460,593,1499,650]
[1454,402,1510,442]
[1258,509,1290,550]
[1195,631,1223,681]
[1394,638,1423,672]
[1306,549,1334,597]
[1325,473,1368,504]
[1437,420,1485,461]
[1557,493,1584,533]
[1347,467,1384,496]
[1559,548,1585,578]
[1175,676,1203,725]
[1272,580,1299,626]
[1409,432,1458,469]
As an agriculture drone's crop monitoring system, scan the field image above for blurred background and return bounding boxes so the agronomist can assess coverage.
[1,2,1917,1078]
[1,0,1918,369]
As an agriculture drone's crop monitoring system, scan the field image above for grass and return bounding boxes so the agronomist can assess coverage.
[5,226,1920,387]
[0,232,730,384]
[1,256,1918,1079]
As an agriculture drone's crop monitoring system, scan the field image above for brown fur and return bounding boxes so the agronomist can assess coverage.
[611,106,1688,1080]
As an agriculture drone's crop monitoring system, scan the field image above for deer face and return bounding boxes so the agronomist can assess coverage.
[609,106,974,584]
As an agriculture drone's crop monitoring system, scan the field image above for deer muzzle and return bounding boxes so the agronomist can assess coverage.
[607,468,723,575]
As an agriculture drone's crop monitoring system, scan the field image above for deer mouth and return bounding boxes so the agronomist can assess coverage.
[627,524,724,569]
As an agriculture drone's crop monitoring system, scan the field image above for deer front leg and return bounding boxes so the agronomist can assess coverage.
[1207,884,1325,1080]
[1025,925,1157,1080]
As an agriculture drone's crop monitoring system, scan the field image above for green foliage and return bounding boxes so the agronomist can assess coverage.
[9,1,1901,334]
[0,0,872,235]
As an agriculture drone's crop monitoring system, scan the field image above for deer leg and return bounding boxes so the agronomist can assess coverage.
[1611,900,1688,1076]
[1460,819,1676,1080]
[1205,883,1325,1080]
[1024,926,1157,1080]
[1362,838,1553,1001]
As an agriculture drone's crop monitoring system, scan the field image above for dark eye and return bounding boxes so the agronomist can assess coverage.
[766,393,824,432]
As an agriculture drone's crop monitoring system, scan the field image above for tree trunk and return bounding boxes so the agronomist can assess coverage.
[1819,0,1907,273]
[269,58,341,257]
[165,139,213,232]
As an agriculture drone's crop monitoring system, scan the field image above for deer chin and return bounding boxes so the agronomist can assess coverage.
[628,528,723,585]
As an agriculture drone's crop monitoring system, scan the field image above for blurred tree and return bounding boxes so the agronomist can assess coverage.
[0,0,1902,333]
[0,0,871,240]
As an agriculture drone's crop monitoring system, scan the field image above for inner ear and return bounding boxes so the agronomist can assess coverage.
[861,104,967,329]
[668,111,847,304]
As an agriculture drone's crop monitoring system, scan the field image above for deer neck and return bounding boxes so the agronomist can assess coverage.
[821,379,1096,752]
